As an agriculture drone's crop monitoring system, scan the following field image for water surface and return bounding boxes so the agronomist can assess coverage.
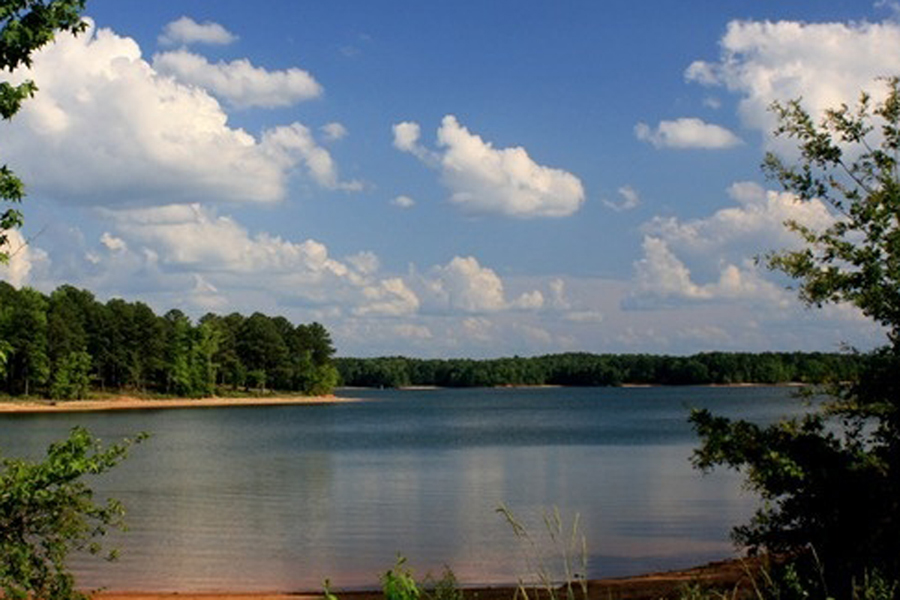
[0,386,808,591]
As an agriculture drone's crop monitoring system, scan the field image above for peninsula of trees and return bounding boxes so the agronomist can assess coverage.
[0,282,338,399]
[336,351,859,389]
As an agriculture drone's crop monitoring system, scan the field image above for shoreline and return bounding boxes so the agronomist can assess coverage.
[0,382,806,413]
[0,395,355,414]
[91,557,762,600]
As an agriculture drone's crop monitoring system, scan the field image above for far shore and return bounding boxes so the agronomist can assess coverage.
[0,394,356,414]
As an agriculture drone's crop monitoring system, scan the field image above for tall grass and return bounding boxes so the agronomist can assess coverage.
[496,504,588,600]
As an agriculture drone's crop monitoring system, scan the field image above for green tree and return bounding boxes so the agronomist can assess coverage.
[0,0,87,263]
[298,322,336,366]
[162,309,193,396]
[691,78,900,592]
[237,312,288,392]
[0,426,146,600]
[5,286,49,395]
[48,350,90,399]
[190,319,219,396]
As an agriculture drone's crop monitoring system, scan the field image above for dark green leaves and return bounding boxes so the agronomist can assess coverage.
[694,77,900,592]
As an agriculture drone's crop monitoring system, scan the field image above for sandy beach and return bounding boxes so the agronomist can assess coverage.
[90,558,761,600]
[0,395,355,413]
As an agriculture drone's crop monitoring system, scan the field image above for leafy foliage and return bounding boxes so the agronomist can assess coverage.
[692,78,900,594]
[0,0,87,263]
[0,282,339,398]
[381,555,421,600]
[0,426,146,600]
[336,351,860,389]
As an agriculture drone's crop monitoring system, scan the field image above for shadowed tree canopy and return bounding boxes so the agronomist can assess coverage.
[691,78,900,594]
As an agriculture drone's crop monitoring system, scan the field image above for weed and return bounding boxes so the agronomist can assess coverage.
[853,571,899,600]
[423,566,465,600]
[382,554,421,600]
[496,504,588,600]
[322,579,339,600]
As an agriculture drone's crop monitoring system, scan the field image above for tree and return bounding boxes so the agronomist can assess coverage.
[0,426,146,600]
[48,349,91,399]
[5,286,49,394]
[0,0,87,263]
[691,78,900,592]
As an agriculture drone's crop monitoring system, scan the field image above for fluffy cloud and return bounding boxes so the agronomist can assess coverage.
[103,204,358,276]
[634,118,742,149]
[642,182,833,258]
[355,278,420,317]
[395,116,585,218]
[153,49,322,108]
[100,232,127,252]
[0,230,41,288]
[262,124,362,191]
[83,205,554,325]
[631,236,785,307]
[321,122,348,142]
[417,256,544,313]
[392,121,421,151]
[686,19,900,138]
[628,182,834,308]
[0,20,354,207]
[158,16,238,47]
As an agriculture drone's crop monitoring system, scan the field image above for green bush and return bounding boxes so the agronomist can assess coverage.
[0,426,146,600]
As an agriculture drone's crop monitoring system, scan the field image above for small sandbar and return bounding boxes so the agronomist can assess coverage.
[0,395,356,414]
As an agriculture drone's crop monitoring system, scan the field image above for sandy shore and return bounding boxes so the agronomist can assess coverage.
[0,395,355,413]
[91,558,763,600]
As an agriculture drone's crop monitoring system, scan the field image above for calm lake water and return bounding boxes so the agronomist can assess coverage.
[0,386,811,592]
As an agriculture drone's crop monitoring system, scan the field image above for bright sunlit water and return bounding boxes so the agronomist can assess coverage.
[0,386,811,592]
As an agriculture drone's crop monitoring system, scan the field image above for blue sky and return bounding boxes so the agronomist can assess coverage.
[0,0,896,357]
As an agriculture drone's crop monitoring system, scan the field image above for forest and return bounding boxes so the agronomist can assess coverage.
[336,351,861,389]
[0,282,338,399]
[0,281,862,399]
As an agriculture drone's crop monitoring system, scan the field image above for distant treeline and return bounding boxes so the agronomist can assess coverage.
[0,283,338,399]
[336,351,861,388]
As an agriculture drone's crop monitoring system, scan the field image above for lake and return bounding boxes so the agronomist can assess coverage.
[0,386,810,592]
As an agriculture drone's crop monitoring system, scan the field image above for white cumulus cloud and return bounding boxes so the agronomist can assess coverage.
[395,115,585,218]
[627,182,834,309]
[635,118,742,149]
[0,230,41,288]
[642,181,834,258]
[686,18,900,139]
[418,256,544,313]
[630,236,786,308]
[159,16,238,47]
[153,49,322,108]
[0,20,354,207]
